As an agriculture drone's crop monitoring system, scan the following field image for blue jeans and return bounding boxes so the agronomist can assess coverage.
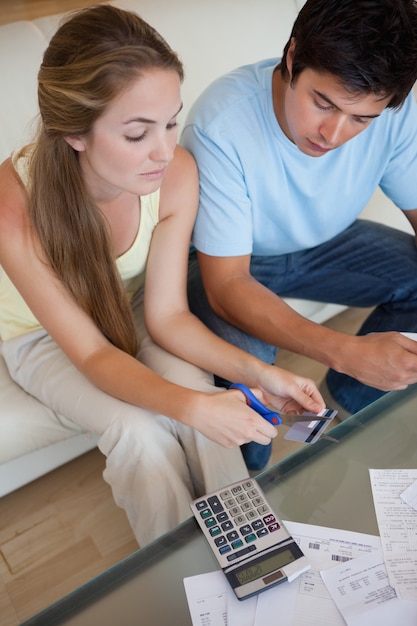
[188,220,417,468]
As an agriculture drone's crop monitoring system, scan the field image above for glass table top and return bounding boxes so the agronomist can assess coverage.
[22,384,417,625]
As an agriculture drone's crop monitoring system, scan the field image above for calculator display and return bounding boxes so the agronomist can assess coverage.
[235,548,295,585]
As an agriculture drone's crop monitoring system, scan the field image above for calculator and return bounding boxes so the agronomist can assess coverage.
[190,478,310,600]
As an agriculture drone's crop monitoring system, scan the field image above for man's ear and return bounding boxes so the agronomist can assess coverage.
[64,135,86,152]
[286,37,296,79]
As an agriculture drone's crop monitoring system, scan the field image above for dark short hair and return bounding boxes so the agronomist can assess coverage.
[280,0,417,109]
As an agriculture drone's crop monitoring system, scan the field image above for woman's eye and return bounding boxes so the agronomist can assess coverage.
[167,122,179,131]
[126,132,146,143]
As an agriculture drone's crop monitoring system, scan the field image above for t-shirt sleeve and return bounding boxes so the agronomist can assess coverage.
[181,122,254,257]
[380,92,417,210]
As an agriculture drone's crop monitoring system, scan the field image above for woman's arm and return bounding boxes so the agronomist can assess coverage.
[145,146,325,413]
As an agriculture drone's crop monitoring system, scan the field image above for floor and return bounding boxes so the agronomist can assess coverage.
[0,3,372,624]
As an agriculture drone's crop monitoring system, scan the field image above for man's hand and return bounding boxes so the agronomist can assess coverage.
[335,331,417,391]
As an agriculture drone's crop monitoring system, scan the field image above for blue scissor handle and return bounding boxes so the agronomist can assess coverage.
[229,383,282,426]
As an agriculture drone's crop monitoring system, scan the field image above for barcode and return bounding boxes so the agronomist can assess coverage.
[331,555,351,562]
[309,542,320,550]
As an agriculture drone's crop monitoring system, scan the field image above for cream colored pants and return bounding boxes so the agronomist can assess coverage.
[1,289,248,546]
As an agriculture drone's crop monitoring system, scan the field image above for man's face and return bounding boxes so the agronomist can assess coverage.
[275,63,392,157]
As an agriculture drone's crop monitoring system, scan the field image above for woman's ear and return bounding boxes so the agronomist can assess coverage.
[64,135,86,152]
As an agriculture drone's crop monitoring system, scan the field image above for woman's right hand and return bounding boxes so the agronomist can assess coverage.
[185,387,278,448]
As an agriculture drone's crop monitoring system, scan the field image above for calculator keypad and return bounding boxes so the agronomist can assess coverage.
[193,479,281,565]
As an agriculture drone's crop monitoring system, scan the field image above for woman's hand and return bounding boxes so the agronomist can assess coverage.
[185,388,278,448]
[255,364,325,416]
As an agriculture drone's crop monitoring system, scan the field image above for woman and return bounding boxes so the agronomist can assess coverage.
[0,4,324,545]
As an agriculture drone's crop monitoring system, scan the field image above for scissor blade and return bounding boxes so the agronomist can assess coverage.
[280,409,337,425]
[280,414,325,425]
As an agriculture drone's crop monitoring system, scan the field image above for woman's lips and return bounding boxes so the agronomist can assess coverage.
[140,168,166,180]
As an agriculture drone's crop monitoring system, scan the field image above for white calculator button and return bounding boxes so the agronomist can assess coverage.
[242,481,254,490]
[229,507,241,517]
[220,490,232,500]
[257,504,269,515]
[252,496,264,507]
[235,515,246,525]
[224,498,236,508]
[236,494,248,504]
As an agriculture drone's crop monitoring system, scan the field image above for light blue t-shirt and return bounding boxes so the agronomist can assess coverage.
[181,58,417,257]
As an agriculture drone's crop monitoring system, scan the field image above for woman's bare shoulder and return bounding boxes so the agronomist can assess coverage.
[159,145,198,218]
[164,145,197,186]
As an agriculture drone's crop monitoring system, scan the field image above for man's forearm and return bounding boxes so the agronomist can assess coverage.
[208,275,347,369]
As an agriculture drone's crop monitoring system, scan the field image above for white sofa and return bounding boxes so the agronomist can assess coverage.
[0,0,412,497]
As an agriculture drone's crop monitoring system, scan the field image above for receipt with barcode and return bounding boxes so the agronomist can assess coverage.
[254,521,381,626]
[321,550,417,626]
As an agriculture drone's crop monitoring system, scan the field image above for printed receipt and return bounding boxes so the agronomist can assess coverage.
[254,522,381,626]
[183,569,257,626]
[369,468,417,600]
[321,550,417,626]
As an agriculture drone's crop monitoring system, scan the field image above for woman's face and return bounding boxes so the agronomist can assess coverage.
[68,68,182,202]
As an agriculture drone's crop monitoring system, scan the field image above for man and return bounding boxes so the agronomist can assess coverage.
[182,0,417,470]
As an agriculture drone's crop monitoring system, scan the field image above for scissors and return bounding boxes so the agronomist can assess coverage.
[229,383,336,426]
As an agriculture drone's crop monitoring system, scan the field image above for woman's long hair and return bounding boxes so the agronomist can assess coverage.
[28,4,184,355]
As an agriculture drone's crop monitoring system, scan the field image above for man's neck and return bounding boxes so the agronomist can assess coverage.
[271,67,291,142]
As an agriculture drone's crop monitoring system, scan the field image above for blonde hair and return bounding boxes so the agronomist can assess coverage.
[28,4,184,355]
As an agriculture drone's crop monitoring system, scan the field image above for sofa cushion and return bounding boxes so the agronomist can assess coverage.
[0,21,49,163]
